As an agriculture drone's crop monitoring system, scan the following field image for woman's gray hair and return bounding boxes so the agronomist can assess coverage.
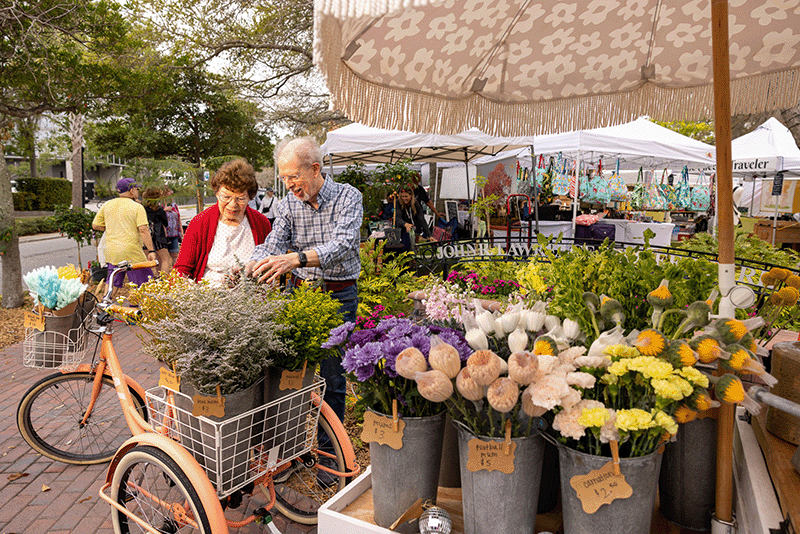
[275,136,323,170]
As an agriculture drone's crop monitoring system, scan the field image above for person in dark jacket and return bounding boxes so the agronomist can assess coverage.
[141,187,172,275]
[395,187,431,250]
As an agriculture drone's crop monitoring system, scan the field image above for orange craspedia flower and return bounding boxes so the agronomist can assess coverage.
[633,329,668,357]
[786,274,800,289]
[777,286,800,305]
[769,267,790,281]
[769,292,782,305]
[715,374,745,404]
[690,335,722,364]
[674,404,699,424]
[761,272,777,287]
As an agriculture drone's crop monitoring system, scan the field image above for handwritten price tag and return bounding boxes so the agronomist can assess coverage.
[361,411,405,449]
[24,311,45,332]
[466,438,516,473]
[570,460,633,513]
[192,394,226,418]
[278,363,307,391]
[158,367,181,392]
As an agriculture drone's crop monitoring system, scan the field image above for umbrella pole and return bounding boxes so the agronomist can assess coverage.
[531,145,540,234]
[711,1,736,533]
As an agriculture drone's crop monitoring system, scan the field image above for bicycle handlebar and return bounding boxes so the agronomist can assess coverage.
[106,304,141,318]
[130,260,158,270]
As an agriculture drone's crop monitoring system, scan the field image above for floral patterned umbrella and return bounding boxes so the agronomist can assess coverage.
[314,0,800,526]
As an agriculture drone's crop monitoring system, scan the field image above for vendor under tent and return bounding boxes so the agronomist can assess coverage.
[320,122,534,203]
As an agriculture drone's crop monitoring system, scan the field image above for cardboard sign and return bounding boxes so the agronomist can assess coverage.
[278,362,307,391]
[158,367,180,391]
[24,311,45,332]
[361,410,405,449]
[191,394,225,418]
[570,461,633,513]
[466,438,516,474]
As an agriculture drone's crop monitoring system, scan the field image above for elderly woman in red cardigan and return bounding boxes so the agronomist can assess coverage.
[174,158,271,284]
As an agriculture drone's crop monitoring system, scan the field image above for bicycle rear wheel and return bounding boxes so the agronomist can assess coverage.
[17,371,147,464]
[272,410,349,524]
[111,445,212,534]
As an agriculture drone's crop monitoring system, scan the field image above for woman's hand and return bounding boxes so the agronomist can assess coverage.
[405,222,413,232]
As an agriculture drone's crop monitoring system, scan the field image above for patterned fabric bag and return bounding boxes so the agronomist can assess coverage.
[674,166,692,209]
[607,159,628,202]
[690,170,711,211]
[551,156,570,196]
[583,161,610,205]
[659,169,678,210]
[643,169,668,210]
[629,167,646,210]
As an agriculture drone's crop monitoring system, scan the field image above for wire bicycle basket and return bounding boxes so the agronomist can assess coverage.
[22,294,96,372]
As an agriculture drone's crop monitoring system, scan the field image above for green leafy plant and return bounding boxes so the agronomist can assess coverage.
[50,205,100,268]
[675,229,800,268]
[273,283,344,370]
[357,239,419,318]
[373,159,418,193]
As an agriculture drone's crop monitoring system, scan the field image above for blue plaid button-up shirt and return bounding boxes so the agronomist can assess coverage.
[250,175,363,281]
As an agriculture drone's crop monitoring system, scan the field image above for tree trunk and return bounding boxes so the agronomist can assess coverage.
[70,113,84,208]
[25,117,38,179]
[0,141,24,308]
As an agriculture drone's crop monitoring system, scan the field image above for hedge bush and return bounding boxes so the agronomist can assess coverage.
[15,217,59,236]
[14,177,72,210]
[12,191,37,211]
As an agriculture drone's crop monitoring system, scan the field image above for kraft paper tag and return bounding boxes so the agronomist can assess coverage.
[192,386,225,418]
[361,411,405,449]
[278,361,307,391]
[466,438,516,474]
[570,461,633,513]
[24,311,45,331]
[158,367,180,391]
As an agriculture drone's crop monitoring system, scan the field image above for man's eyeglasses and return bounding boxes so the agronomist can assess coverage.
[217,192,249,205]
[279,172,303,184]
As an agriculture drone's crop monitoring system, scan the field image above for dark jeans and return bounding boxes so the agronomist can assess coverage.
[321,283,358,423]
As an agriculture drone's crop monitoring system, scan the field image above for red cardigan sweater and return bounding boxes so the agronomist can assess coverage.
[174,204,271,281]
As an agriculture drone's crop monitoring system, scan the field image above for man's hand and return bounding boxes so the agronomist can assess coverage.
[248,253,299,284]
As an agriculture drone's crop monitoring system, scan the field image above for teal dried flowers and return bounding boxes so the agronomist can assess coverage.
[23,266,87,311]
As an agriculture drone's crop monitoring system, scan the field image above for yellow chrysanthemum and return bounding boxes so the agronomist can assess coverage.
[628,356,673,380]
[678,367,709,388]
[718,319,747,342]
[727,346,752,371]
[607,360,630,377]
[578,407,610,428]
[666,374,694,397]
[654,411,679,435]
[674,404,699,424]
[615,409,655,432]
[651,378,683,401]
[715,374,745,404]
[777,286,800,305]
[687,389,716,411]
[603,344,639,359]
[633,329,668,357]
[769,267,790,281]
[667,340,698,368]
[786,274,800,289]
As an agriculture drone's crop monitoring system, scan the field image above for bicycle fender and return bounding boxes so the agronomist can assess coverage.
[66,365,147,404]
[318,398,357,472]
[104,433,228,534]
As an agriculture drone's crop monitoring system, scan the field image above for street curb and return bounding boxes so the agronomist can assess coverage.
[19,232,64,243]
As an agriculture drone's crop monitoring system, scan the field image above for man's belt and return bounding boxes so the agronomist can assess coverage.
[289,274,356,292]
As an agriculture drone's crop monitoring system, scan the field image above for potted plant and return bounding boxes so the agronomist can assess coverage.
[324,314,470,530]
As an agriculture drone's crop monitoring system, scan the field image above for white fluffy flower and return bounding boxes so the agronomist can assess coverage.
[567,371,597,389]
[526,373,570,410]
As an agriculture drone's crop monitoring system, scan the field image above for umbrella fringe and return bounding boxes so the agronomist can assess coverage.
[315,16,800,136]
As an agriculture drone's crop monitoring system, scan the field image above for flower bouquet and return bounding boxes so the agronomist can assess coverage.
[24,265,88,315]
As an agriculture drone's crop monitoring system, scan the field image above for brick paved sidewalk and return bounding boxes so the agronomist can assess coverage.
[0,322,316,534]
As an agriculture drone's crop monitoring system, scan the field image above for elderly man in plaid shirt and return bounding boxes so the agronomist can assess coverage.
[247,135,363,424]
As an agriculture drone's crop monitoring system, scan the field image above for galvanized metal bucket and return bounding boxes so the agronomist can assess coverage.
[370,410,446,531]
[659,416,716,530]
[456,424,545,534]
[559,445,663,534]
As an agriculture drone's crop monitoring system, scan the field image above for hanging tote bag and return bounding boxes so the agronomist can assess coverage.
[607,159,628,202]
[551,155,570,196]
[629,167,646,210]
[690,170,712,211]
[659,169,678,210]
[674,166,692,209]
[584,159,611,205]
[642,169,668,210]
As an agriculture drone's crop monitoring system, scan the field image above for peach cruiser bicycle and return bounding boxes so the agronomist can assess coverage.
[17,261,360,532]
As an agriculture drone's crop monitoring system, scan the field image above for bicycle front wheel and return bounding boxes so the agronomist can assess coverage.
[111,445,212,534]
[17,372,147,464]
[272,410,349,524]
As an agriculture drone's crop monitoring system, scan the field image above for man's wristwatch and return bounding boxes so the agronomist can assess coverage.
[297,250,308,268]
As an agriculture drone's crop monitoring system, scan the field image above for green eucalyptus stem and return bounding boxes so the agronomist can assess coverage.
[488,404,496,438]
[761,307,800,345]
[651,307,663,330]
[588,310,601,339]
